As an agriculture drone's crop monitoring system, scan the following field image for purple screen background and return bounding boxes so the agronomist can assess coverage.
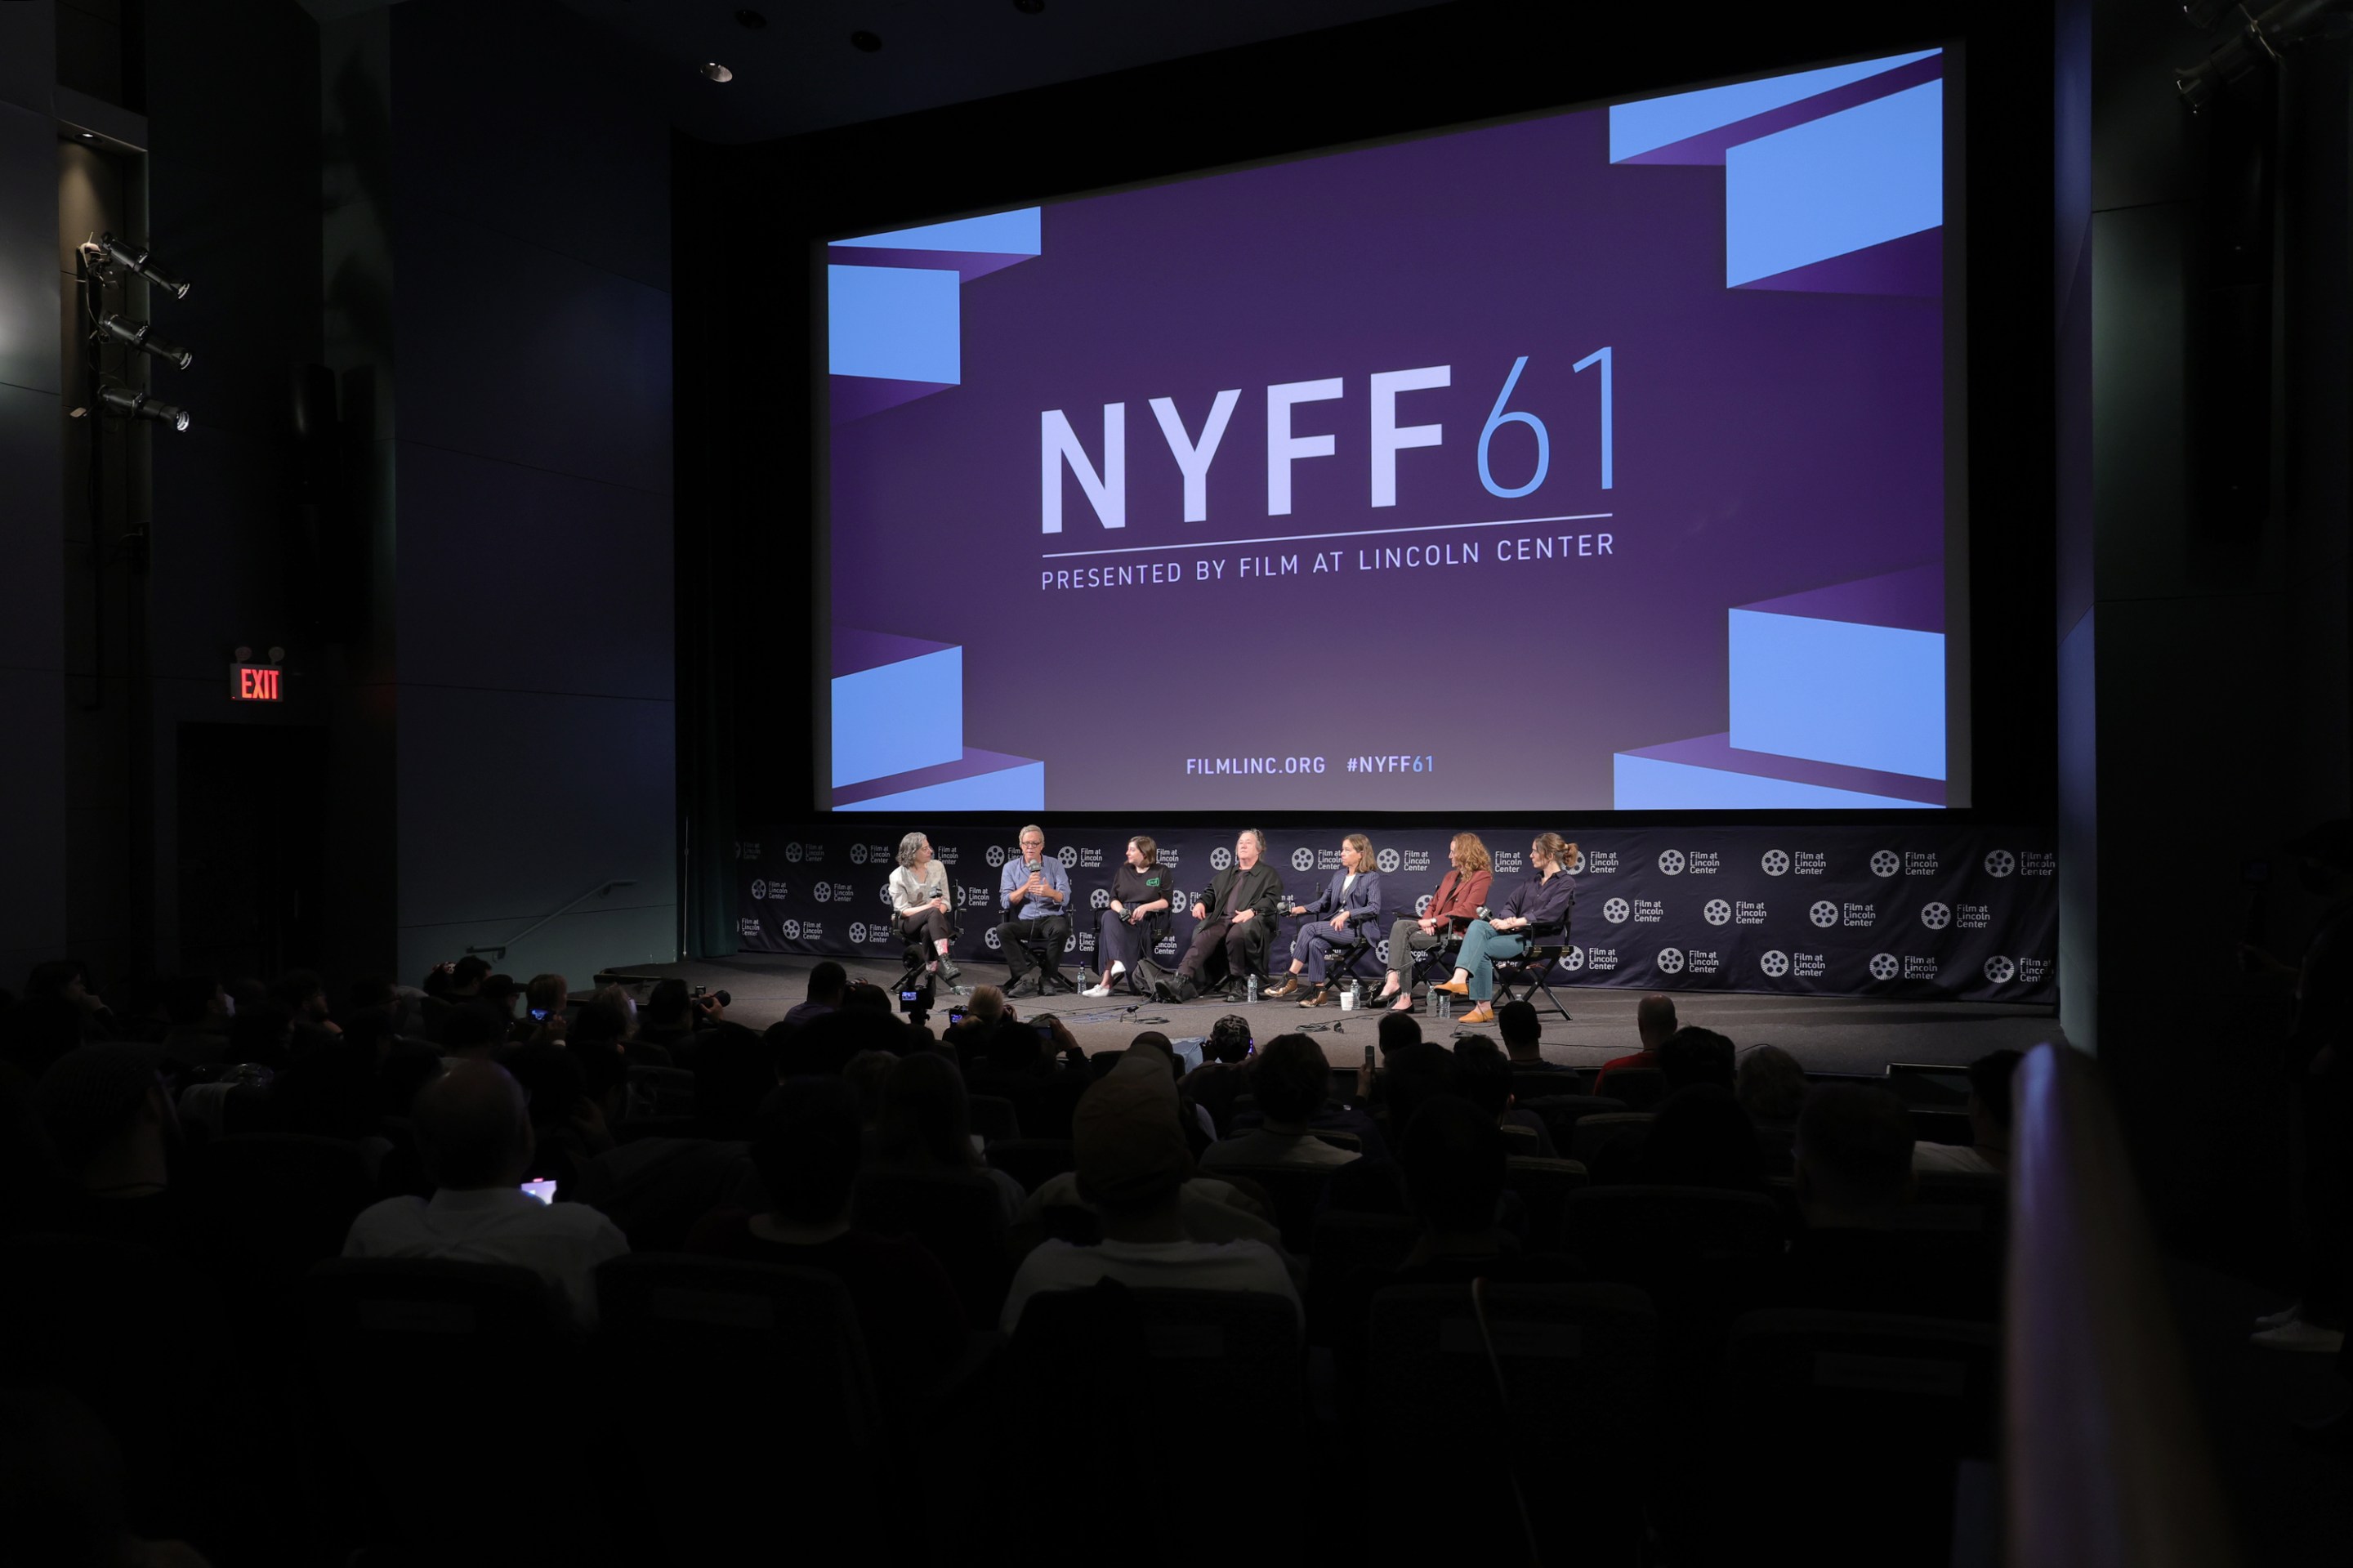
[825,81,1949,811]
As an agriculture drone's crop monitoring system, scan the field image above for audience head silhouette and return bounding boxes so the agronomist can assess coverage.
[413,1060,534,1190]
[1795,1083,1915,1226]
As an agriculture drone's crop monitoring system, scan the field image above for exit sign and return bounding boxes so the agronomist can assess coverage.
[230,663,283,701]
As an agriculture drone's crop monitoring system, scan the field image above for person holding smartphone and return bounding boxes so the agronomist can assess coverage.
[889,832,965,992]
[1085,836,1176,997]
[524,972,570,1043]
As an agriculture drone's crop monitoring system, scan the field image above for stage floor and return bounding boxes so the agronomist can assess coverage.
[607,951,2068,1076]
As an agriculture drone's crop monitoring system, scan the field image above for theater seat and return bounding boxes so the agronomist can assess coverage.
[1366,1282,1657,1561]
[967,1092,1022,1142]
[983,1137,1075,1194]
[298,1257,599,1563]
[594,1255,886,1564]
[1502,1155,1589,1248]
[1199,1163,1335,1253]
[1569,1110,1654,1167]
[1698,1309,1999,1568]
[853,1168,1011,1329]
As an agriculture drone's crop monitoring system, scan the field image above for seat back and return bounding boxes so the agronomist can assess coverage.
[188,1132,378,1295]
[967,1092,1021,1142]
[627,1064,697,1118]
[1569,1110,1654,1166]
[1910,1168,2008,1238]
[1310,1127,1363,1153]
[852,1168,1011,1328]
[1711,1309,1999,1567]
[1497,1122,1542,1155]
[1502,1155,1589,1247]
[1597,1067,1668,1110]
[1366,1282,1656,1557]
[299,1257,586,1557]
[595,1255,883,1492]
[1518,1092,1625,1150]
[985,1137,1076,1193]
[1208,1163,1336,1253]
[1511,1067,1589,1103]
[1564,1184,1785,1270]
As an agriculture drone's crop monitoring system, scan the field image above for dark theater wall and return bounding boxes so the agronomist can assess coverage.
[0,1,68,986]
[320,0,679,988]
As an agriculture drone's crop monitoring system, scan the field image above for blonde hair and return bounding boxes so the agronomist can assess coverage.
[1343,833,1373,869]
[1450,833,1491,873]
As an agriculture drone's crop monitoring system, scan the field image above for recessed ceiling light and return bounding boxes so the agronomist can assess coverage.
[851,30,883,52]
[79,132,96,140]
[734,7,767,26]
[702,61,734,83]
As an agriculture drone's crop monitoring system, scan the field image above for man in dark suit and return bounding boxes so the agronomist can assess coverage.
[1160,829,1285,1002]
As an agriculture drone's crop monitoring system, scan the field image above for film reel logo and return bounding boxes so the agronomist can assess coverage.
[1759,950,1790,979]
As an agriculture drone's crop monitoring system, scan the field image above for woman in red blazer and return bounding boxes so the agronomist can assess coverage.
[1374,832,1494,1014]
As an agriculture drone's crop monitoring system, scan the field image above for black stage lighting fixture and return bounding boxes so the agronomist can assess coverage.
[2178,0,2351,109]
[100,313,194,371]
[100,385,191,432]
[98,233,192,299]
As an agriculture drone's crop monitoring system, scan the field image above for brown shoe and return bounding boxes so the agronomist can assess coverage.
[1459,1003,1497,1025]
[1299,987,1335,1008]
[1263,976,1302,998]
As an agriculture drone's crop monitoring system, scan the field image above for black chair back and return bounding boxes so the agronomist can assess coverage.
[1569,1110,1654,1166]
[1366,1282,1657,1559]
[1511,1066,1590,1103]
[1203,1162,1336,1253]
[1503,1155,1590,1247]
[299,1257,594,1561]
[985,1137,1076,1193]
[853,1168,1011,1328]
[1704,1309,1999,1568]
[1600,1067,1668,1110]
[967,1092,1021,1142]
[595,1255,883,1558]
[1564,1184,1785,1270]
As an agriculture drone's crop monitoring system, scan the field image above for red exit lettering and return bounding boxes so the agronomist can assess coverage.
[231,664,282,701]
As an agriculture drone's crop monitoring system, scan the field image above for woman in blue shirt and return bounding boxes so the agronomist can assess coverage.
[1429,833,1576,1025]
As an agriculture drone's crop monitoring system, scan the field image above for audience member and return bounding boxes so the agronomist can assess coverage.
[1001,1052,1299,1333]
[24,960,120,1043]
[1451,1034,1558,1155]
[964,1012,1088,1142]
[342,1061,628,1334]
[840,981,893,1015]
[779,1006,914,1079]
[571,1000,632,1054]
[1735,1043,1808,1173]
[1497,999,1574,1077]
[1637,1084,1766,1191]
[269,1031,382,1142]
[1594,994,1677,1095]
[1179,1014,1255,1137]
[154,975,233,1066]
[637,979,709,1061]
[499,1042,609,1192]
[437,1003,510,1062]
[267,969,337,1035]
[1913,1048,2023,1176]
[1199,1033,1360,1172]
[1781,1082,1995,1319]
[782,962,848,1029]
[224,1003,296,1071]
[523,973,570,1042]
[692,1022,782,1141]
[1659,1026,1735,1093]
[684,1077,963,1395]
[842,1049,896,1129]
[874,1052,1027,1222]
[36,1045,195,1257]
[1377,1010,1422,1061]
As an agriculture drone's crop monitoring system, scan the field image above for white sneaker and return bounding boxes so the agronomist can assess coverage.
[2255,1302,2303,1329]
[1082,984,1113,998]
[2252,1320,2346,1353]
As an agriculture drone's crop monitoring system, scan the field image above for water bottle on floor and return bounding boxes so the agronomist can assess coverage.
[1246,973,1258,1003]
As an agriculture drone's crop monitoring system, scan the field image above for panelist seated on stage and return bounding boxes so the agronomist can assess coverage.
[1083,836,1176,998]
[1374,833,1494,1014]
[888,833,965,992]
[1264,834,1384,1007]
[994,824,1074,998]
[1428,833,1578,1026]
[1157,829,1287,1003]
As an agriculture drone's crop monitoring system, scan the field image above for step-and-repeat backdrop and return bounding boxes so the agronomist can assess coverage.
[733,826,2056,1003]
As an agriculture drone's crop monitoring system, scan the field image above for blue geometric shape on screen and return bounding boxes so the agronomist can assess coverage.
[1726,81,1942,288]
[831,645,964,787]
[1614,751,1940,810]
[1728,607,1945,780]
[827,266,962,384]
[1609,51,1940,163]
[837,758,1047,814]
[834,208,1043,257]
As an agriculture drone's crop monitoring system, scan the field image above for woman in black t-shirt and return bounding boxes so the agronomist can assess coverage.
[1084,836,1177,997]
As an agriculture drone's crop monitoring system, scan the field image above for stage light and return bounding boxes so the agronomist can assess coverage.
[100,385,191,432]
[98,233,191,299]
[702,61,734,82]
[2177,0,2351,109]
[100,314,193,371]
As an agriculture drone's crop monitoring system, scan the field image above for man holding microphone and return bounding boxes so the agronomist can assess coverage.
[996,824,1074,997]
